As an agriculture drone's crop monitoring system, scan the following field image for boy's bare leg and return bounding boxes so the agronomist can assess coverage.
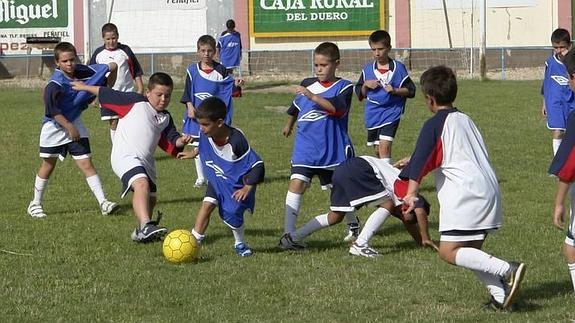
[37,157,57,179]
[131,177,152,227]
[378,139,392,162]
[284,179,307,234]
[564,244,575,292]
[191,202,217,243]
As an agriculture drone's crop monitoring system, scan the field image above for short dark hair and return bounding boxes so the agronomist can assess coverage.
[196,97,227,121]
[314,42,340,62]
[369,30,391,48]
[420,65,458,105]
[197,35,216,50]
[563,48,575,78]
[226,19,236,29]
[54,42,76,60]
[101,23,118,36]
[147,72,173,91]
[551,28,571,44]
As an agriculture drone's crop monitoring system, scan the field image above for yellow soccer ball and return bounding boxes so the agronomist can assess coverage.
[162,229,199,263]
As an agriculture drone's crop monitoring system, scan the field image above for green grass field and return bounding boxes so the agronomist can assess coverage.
[1,80,573,321]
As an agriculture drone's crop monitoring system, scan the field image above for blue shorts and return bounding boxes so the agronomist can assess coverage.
[120,166,157,198]
[290,166,334,190]
[39,138,91,160]
[367,121,400,146]
[203,183,245,229]
[329,158,390,212]
[101,107,119,121]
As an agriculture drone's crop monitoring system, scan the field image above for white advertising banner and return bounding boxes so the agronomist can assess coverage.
[114,0,206,11]
[416,0,537,9]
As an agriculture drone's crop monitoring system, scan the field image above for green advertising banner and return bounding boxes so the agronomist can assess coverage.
[249,0,385,37]
[0,0,68,28]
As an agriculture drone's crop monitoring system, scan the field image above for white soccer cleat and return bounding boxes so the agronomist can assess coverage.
[27,202,46,218]
[194,178,207,188]
[349,243,379,258]
[100,200,120,215]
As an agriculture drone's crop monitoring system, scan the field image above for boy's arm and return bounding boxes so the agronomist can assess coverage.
[553,180,570,230]
[134,76,144,95]
[402,179,421,214]
[414,207,438,251]
[53,114,80,141]
[233,161,265,201]
[159,115,192,157]
[385,77,416,98]
[296,86,336,114]
[283,108,298,137]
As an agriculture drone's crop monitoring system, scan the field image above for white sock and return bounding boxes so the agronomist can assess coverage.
[569,263,575,292]
[110,129,116,143]
[191,228,205,244]
[292,213,330,241]
[284,191,302,234]
[86,174,106,205]
[194,155,205,182]
[32,175,48,205]
[356,208,391,246]
[473,270,506,304]
[455,247,510,277]
[345,212,359,226]
[553,138,562,156]
[232,225,246,246]
[381,158,391,164]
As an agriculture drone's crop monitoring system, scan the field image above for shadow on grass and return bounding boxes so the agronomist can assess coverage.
[158,196,204,205]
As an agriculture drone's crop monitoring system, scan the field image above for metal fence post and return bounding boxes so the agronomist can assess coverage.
[151,53,155,75]
[500,48,506,80]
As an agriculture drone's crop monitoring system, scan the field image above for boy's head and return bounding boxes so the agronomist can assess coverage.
[313,42,340,82]
[420,65,457,109]
[196,97,228,137]
[54,42,77,77]
[368,30,392,64]
[226,19,236,30]
[146,72,173,111]
[101,23,119,50]
[551,28,572,58]
[197,35,217,65]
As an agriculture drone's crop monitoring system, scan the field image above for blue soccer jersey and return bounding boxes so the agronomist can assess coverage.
[356,59,412,129]
[217,31,242,69]
[43,64,110,124]
[180,62,234,138]
[288,77,354,168]
[198,128,264,228]
[543,54,575,130]
[550,111,575,182]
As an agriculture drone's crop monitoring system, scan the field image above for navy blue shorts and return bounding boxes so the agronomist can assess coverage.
[367,121,400,145]
[101,107,119,120]
[330,158,390,212]
[39,138,91,160]
[440,228,499,242]
[120,166,157,198]
[290,166,334,189]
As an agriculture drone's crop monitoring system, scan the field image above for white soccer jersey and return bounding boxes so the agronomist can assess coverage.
[399,108,502,232]
[90,43,143,92]
[359,156,403,206]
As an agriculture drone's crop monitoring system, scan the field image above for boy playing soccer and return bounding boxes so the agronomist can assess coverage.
[181,34,244,188]
[400,65,525,310]
[548,47,575,294]
[89,23,144,143]
[72,73,192,243]
[356,30,416,163]
[281,42,359,242]
[217,19,243,97]
[27,42,119,218]
[177,97,264,257]
[541,28,574,156]
[279,155,436,257]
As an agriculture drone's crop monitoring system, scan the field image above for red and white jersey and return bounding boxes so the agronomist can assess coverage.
[98,87,181,185]
[399,108,502,232]
[90,43,143,92]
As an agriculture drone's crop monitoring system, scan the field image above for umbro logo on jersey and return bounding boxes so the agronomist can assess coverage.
[298,110,327,122]
[205,160,228,179]
[195,92,213,100]
[551,75,569,85]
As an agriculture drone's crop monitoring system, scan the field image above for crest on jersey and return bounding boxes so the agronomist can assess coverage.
[194,92,213,101]
[551,75,569,86]
[298,110,327,122]
[205,160,228,180]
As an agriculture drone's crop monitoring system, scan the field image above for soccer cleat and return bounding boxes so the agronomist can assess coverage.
[343,223,360,242]
[131,212,167,243]
[100,200,120,215]
[278,233,306,250]
[234,242,253,257]
[349,243,379,258]
[502,262,526,309]
[193,178,207,188]
[27,202,46,218]
[481,297,506,312]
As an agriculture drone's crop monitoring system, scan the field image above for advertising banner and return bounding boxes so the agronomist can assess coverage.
[249,0,385,37]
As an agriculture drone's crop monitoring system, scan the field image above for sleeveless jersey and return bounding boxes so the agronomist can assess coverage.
[543,54,575,128]
[361,60,410,129]
[217,31,242,68]
[291,78,354,168]
[198,130,263,228]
